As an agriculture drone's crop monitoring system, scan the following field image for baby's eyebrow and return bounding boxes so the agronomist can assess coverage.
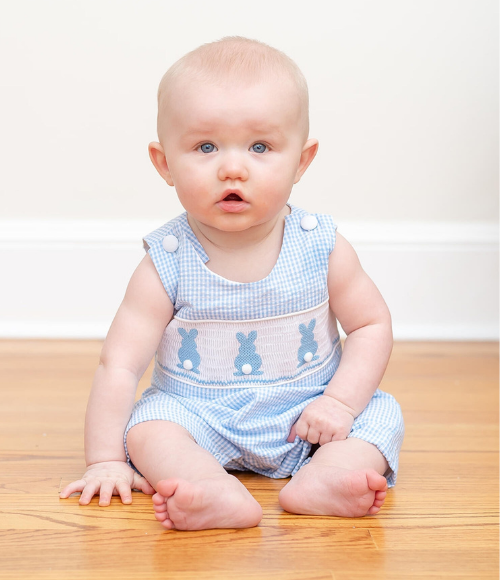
[182,125,285,140]
[183,127,215,136]
[250,126,285,139]
[242,120,285,137]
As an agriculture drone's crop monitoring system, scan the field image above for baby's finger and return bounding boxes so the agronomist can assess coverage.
[295,420,309,441]
[79,480,100,505]
[98,480,116,506]
[287,423,297,443]
[132,475,155,496]
[306,427,320,445]
[332,429,350,442]
[59,480,86,498]
[318,431,334,446]
[116,480,133,504]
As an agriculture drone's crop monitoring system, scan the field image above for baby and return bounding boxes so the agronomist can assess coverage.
[60,37,404,531]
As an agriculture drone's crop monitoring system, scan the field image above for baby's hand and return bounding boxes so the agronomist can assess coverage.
[59,460,155,506]
[287,395,356,446]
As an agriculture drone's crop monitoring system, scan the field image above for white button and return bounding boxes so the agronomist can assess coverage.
[183,359,193,370]
[300,215,318,231]
[162,234,179,252]
[303,352,313,362]
[242,364,252,375]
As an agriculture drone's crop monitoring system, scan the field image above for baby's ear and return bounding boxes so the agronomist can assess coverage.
[294,138,319,184]
[148,142,174,186]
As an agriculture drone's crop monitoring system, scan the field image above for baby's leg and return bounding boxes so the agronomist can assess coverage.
[278,437,389,518]
[126,420,262,530]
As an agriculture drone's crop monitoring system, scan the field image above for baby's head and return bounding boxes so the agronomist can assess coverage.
[149,37,318,232]
[157,36,310,143]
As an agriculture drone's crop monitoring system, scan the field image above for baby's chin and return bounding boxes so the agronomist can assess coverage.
[186,203,291,238]
[189,211,259,229]
[197,216,260,234]
[215,214,286,234]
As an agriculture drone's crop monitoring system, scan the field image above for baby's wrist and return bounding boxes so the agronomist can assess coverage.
[321,391,357,418]
[85,456,127,468]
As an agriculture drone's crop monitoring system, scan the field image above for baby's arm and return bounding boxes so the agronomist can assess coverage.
[60,254,173,505]
[290,232,393,445]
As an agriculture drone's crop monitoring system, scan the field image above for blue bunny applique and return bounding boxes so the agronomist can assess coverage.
[233,331,263,376]
[297,319,320,367]
[177,328,201,374]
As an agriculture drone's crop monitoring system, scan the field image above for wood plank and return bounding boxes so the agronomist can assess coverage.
[0,530,496,578]
[0,572,335,580]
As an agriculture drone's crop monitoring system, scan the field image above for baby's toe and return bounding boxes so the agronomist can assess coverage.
[154,510,170,522]
[152,492,167,506]
[153,501,168,514]
[370,489,387,513]
[366,469,388,492]
[160,518,175,530]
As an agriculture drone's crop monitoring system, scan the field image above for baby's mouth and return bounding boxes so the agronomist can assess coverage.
[218,191,248,213]
[223,193,243,202]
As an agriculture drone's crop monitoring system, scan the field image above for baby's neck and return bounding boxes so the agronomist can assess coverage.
[187,206,290,253]
[187,206,290,283]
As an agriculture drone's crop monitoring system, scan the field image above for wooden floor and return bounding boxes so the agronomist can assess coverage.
[0,341,498,579]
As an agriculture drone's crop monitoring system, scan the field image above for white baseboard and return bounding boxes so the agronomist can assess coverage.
[1,219,498,340]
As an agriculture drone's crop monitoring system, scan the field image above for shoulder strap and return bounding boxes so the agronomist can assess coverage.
[142,214,186,306]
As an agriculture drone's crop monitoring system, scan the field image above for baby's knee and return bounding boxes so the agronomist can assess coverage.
[126,420,195,456]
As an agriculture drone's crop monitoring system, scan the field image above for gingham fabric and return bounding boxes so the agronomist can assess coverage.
[142,206,334,319]
[124,205,404,485]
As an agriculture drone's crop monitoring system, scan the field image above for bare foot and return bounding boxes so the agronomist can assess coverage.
[278,463,388,517]
[152,474,263,530]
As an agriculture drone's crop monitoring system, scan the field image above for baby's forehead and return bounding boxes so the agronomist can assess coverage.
[158,74,306,135]
[161,66,302,108]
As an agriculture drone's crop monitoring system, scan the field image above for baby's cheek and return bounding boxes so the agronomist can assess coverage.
[177,174,212,205]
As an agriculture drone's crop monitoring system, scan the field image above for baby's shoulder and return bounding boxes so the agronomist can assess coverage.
[142,213,187,252]
[288,205,338,254]
[141,213,188,307]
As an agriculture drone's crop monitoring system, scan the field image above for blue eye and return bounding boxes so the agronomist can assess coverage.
[199,143,217,153]
[251,143,267,153]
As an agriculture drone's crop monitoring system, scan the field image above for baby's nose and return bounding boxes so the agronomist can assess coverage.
[217,152,249,181]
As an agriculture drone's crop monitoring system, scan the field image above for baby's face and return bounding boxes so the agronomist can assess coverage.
[156,75,311,232]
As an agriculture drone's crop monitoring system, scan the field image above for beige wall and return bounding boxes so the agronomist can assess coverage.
[1,0,498,224]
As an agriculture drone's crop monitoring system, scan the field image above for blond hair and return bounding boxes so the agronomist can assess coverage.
[156,36,309,139]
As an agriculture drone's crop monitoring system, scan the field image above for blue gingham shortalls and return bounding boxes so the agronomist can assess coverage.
[124,205,404,486]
